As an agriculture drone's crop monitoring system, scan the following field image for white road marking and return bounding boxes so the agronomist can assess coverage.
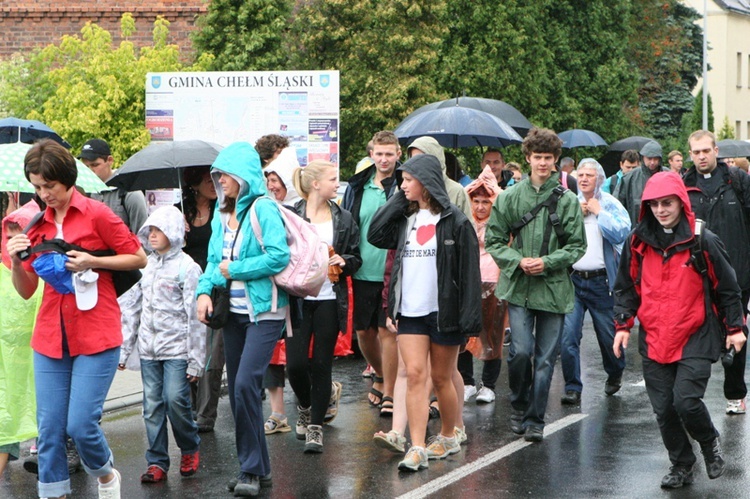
[396,413,588,499]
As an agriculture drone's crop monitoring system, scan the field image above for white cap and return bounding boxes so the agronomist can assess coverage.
[74,269,99,311]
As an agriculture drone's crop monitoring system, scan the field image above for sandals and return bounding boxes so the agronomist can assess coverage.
[428,398,440,420]
[380,396,394,417]
[368,375,385,406]
[373,430,406,453]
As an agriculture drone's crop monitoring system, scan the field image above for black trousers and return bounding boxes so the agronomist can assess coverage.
[457,350,502,390]
[642,357,718,467]
[723,288,749,400]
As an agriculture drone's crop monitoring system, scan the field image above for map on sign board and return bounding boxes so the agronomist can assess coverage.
[145,71,340,168]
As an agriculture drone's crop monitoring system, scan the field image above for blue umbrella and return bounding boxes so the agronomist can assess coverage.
[559,129,608,149]
[0,117,71,148]
[406,97,533,137]
[394,107,523,149]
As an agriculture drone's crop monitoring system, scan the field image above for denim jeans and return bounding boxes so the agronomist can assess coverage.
[223,313,284,477]
[141,359,200,470]
[560,273,625,393]
[34,347,119,498]
[507,305,564,429]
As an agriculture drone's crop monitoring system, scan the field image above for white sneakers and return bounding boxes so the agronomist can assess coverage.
[726,398,747,415]
[98,469,121,499]
[463,384,478,402]
[476,386,496,403]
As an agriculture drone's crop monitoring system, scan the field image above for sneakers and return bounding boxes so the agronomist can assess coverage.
[98,469,121,499]
[264,415,291,434]
[701,437,726,479]
[324,381,343,424]
[660,465,695,489]
[454,426,468,445]
[398,446,428,471]
[604,375,623,396]
[304,424,324,453]
[464,384,478,402]
[524,426,544,443]
[140,465,167,483]
[476,386,496,403]
[30,441,38,455]
[362,364,375,377]
[233,472,260,497]
[503,328,511,347]
[228,472,272,492]
[425,433,460,460]
[561,390,581,405]
[179,451,200,477]
[510,409,525,435]
[726,398,747,415]
[296,406,311,440]
[373,430,406,453]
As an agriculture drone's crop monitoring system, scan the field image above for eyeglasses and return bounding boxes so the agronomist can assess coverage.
[648,199,676,209]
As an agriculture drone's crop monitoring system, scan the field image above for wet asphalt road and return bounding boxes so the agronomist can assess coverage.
[2,319,750,498]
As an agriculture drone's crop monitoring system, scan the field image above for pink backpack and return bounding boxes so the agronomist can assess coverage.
[250,197,328,306]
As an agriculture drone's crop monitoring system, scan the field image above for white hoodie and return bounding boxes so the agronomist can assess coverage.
[263,146,302,205]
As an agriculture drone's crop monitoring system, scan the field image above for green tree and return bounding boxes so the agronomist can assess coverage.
[192,0,293,71]
[0,14,211,165]
[290,0,448,176]
[717,116,735,140]
[688,86,714,132]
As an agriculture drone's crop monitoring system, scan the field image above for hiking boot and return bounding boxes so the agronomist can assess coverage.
[425,433,460,460]
[726,398,746,415]
[604,375,622,396]
[227,472,272,492]
[179,451,199,477]
[140,465,167,483]
[324,381,343,424]
[304,425,324,453]
[660,465,695,489]
[561,390,581,405]
[24,451,80,475]
[398,446,428,472]
[66,438,81,473]
[97,468,121,499]
[463,384,478,402]
[296,406,311,440]
[524,426,544,443]
[503,328,511,347]
[476,386,496,403]
[373,430,406,453]
[264,415,291,435]
[454,426,468,445]
[233,472,260,497]
[701,437,726,479]
[510,409,525,435]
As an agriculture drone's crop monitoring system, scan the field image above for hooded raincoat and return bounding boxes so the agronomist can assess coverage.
[120,206,206,377]
[465,165,502,283]
[196,143,291,316]
[263,147,302,206]
[368,154,482,336]
[614,142,669,226]
[485,172,587,314]
[0,202,42,452]
[614,172,744,364]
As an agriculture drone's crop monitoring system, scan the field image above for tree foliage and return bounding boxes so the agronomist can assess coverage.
[0,14,211,165]
[717,116,735,140]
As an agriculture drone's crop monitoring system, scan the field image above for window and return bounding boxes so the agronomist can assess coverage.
[738,53,743,87]
[747,122,750,140]
[737,121,742,138]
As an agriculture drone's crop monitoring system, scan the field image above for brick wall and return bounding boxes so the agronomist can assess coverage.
[0,1,207,60]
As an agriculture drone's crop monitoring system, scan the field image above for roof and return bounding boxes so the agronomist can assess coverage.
[715,0,750,15]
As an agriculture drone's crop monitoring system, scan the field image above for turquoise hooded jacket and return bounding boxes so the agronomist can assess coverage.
[196,142,290,316]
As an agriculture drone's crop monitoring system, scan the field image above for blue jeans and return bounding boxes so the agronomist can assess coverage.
[223,313,284,477]
[507,305,564,429]
[141,359,200,471]
[561,273,625,393]
[34,347,119,498]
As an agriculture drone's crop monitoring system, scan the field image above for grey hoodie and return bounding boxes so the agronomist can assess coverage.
[406,136,474,223]
[120,206,206,377]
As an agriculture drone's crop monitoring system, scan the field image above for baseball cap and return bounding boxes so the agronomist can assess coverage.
[78,139,111,160]
[73,269,99,311]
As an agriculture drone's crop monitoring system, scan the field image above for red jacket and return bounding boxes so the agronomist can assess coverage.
[614,172,744,364]
[23,189,141,358]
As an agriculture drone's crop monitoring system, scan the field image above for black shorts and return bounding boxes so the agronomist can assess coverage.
[353,279,387,330]
[397,312,463,346]
[263,363,285,389]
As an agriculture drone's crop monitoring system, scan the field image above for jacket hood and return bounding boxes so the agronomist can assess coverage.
[137,205,186,252]
[2,200,41,269]
[407,136,446,174]
[576,158,607,200]
[639,171,695,228]
[210,142,268,214]
[465,165,501,203]
[263,147,302,205]
[397,154,451,209]
[640,140,663,158]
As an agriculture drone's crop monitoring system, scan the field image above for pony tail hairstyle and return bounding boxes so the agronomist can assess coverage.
[291,166,309,200]
[292,160,336,201]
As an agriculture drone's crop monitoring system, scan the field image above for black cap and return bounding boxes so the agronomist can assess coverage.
[78,138,111,160]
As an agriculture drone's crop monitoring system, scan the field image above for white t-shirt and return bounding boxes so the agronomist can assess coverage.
[573,212,606,271]
[399,209,440,317]
[308,220,336,301]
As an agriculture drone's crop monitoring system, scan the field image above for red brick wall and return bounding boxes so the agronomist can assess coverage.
[0,1,207,60]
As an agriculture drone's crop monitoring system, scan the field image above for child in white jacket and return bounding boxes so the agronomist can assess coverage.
[119,206,206,483]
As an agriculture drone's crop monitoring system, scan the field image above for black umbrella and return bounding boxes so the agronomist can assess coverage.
[597,135,657,177]
[0,117,71,148]
[394,107,523,149]
[717,139,750,159]
[405,97,533,137]
[559,129,608,149]
[107,140,224,191]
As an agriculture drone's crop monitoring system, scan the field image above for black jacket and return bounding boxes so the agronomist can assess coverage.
[294,199,361,333]
[367,154,482,336]
[342,163,398,223]
[683,162,750,291]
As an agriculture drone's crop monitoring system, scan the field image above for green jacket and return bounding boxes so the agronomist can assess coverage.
[485,173,586,314]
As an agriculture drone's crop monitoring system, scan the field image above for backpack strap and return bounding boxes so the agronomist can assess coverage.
[249,196,281,311]
[510,184,567,256]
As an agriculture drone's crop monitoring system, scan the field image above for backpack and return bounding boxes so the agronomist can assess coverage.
[510,184,568,256]
[249,196,328,305]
